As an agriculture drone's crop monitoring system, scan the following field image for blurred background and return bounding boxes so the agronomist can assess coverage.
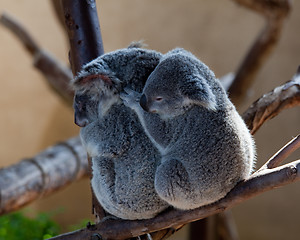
[0,1,299,239]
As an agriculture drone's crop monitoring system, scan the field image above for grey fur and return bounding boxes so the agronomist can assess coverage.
[72,47,169,220]
[121,48,255,210]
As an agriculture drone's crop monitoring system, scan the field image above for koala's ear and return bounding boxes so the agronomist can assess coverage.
[75,74,113,87]
[179,74,217,110]
[72,72,121,93]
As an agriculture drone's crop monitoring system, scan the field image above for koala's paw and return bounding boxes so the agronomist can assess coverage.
[120,87,141,109]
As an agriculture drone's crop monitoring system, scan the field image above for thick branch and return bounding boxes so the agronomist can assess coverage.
[227,0,291,103]
[61,0,104,75]
[243,67,300,134]
[61,0,107,222]
[0,13,74,104]
[0,137,88,215]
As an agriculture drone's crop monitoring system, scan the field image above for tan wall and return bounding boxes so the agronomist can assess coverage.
[0,1,299,239]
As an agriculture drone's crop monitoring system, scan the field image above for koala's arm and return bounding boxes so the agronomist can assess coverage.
[80,119,130,158]
[120,88,172,150]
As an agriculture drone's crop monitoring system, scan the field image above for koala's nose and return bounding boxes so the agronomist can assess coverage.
[140,94,149,112]
[74,112,89,127]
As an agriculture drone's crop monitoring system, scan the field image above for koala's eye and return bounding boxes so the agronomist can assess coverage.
[155,97,163,102]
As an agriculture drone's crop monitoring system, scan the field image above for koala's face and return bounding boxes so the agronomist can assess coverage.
[74,92,100,127]
[140,85,187,119]
[72,72,120,127]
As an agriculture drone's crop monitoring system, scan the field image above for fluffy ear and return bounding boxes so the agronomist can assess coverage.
[72,71,122,93]
[179,74,217,110]
[75,74,113,87]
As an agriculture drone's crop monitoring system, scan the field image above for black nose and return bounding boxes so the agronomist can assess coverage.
[140,94,149,112]
[74,113,89,127]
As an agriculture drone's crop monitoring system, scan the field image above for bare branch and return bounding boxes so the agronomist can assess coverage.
[242,67,300,134]
[227,0,291,103]
[0,12,39,54]
[0,137,89,215]
[0,13,74,104]
[259,134,300,170]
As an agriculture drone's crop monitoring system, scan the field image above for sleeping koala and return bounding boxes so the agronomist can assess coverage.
[121,48,255,210]
[72,45,169,220]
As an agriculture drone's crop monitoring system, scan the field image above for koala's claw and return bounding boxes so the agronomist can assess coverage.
[120,87,141,108]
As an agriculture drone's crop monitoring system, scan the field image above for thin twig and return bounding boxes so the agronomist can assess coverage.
[259,135,300,171]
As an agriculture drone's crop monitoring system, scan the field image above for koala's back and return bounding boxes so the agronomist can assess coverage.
[158,96,255,209]
[94,47,162,92]
[91,105,168,219]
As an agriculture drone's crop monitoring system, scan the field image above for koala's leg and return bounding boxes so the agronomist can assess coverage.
[91,156,137,219]
[155,158,195,210]
[92,156,163,220]
[91,157,119,214]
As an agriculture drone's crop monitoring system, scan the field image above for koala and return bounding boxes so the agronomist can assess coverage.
[72,45,169,220]
[121,48,255,210]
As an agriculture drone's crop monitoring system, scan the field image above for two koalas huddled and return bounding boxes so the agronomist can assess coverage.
[72,45,255,220]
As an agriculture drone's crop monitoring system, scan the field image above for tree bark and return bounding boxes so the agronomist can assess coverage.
[242,67,300,134]
[0,137,88,215]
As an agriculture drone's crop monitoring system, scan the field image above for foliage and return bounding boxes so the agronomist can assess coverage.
[0,211,60,240]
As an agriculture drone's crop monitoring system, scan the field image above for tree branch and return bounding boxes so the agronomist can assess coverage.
[259,134,300,170]
[0,13,74,104]
[61,0,107,222]
[242,66,300,134]
[0,137,88,215]
[61,0,104,75]
[227,0,291,103]
[50,153,300,240]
